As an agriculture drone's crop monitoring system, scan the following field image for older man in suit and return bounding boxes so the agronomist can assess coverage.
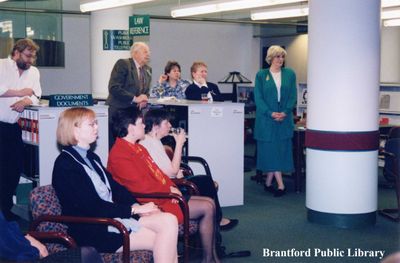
[106,42,152,147]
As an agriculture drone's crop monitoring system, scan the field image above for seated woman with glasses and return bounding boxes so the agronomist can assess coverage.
[108,107,220,263]
[139,108,238,231]
[52,107,178,263]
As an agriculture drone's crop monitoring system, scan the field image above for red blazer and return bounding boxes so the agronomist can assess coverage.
[108,138,183,223]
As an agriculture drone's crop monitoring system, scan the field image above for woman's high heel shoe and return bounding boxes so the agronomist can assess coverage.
[274,188,286,197]
[264,185,275,193]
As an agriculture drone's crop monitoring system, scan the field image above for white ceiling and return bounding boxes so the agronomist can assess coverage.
[130,0,307,23]
[65,0,308,25]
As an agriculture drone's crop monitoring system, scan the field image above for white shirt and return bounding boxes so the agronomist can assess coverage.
[139,134,176,178]
[271,70,282,102]
[193,80,207,88]
[133,59,142,78]
[0,58,41,123]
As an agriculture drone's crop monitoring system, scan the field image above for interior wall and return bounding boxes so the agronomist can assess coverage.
[39,14,91,95]
[261,26,400,84]
[35,0,400,96]
[381,26,400,83]
[148,19,259,93]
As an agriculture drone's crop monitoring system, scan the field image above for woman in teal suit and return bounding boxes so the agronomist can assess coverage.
[254,45,297,197]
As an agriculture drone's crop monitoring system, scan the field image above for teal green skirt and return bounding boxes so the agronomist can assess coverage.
[256,139,294,173]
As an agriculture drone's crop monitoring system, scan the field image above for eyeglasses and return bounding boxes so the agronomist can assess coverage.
[87,119,98,127]
[21,51,37,61]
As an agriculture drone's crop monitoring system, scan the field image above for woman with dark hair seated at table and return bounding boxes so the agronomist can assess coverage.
[52,107,178,263]
[150,60,190,99]
[139,108,238,231]
[108,107,220,263]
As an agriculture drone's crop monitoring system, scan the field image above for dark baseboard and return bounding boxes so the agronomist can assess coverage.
[307,208,376,229]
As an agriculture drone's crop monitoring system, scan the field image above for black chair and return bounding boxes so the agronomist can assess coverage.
[29,185,153,263]
[382,126,400,184]
[389,126,400,139]
[379,138,400,222]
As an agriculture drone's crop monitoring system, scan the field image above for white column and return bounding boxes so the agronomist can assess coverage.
[306,0,381,227]
[90,6,133,99]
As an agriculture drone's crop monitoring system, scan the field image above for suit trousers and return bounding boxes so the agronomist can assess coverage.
[0,122,23,218]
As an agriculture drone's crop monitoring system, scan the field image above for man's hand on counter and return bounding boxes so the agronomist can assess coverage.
[10,97,32,112]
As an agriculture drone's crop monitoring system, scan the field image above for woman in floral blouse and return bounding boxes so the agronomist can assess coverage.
[150,61,190,99]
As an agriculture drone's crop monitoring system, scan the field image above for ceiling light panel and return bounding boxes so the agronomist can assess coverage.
[382,6,400,19]
[382,0,400,8]
[80,0,154,13]
[383,18,400,26]
[171,0,307,18]
[251,5,308,20]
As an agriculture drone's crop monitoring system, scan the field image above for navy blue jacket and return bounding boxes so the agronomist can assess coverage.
[185,82,223,101]
[52,146,138,253]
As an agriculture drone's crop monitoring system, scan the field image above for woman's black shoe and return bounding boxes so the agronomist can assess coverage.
[220,219,239,231]
[264,185,275,193]
[274,189,286,197]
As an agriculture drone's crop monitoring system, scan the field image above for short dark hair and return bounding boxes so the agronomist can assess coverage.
[144,108,171,134]
[112,107,142,138]
[164,61,181,82]
[11,38,39,57]
[164,61,181,75]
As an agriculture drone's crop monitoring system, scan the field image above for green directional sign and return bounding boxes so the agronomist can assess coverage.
[129,15,150,37]
[103,30,131,51]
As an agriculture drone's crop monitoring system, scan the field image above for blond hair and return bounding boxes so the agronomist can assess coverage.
[57,107,95,146]
[190,61,207,79]
[265,45,287,65]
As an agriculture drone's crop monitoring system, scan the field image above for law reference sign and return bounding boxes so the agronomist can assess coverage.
[129,15,150,37]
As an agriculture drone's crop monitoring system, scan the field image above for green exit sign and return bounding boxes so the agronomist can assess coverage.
[129,15,150,36]
[103,30,131,51]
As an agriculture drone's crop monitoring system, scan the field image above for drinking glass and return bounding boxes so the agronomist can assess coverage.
[156,87,165,98]
[201,93,209,102]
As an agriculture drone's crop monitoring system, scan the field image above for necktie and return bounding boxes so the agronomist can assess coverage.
[139,66,145,91]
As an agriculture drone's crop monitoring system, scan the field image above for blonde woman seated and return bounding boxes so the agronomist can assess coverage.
[52,107,178,263]
[108,107,220,263]
[140,108,238,231]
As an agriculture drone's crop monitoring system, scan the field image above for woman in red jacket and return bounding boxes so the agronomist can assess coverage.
[108,107,220,263]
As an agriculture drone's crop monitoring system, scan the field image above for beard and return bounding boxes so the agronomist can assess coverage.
[16,58,30,70]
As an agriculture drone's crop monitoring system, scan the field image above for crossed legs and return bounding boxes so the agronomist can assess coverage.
[188,196,220,263]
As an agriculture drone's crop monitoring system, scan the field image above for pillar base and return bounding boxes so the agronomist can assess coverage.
[307,209,376,229]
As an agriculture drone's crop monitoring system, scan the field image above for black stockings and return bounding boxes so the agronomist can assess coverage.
[188,196,220,263]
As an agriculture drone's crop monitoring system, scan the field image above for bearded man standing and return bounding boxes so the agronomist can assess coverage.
[0,38,42,221]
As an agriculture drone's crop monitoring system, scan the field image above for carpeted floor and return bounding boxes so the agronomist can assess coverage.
[14,146,399,263]
[218,167,400,263]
